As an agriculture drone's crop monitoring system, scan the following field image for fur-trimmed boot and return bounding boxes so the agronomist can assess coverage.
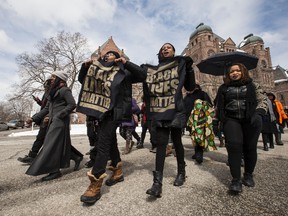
[105,162,124,186]
[146,171,163,198]
[173,162,186,186]
[80,171,107,204]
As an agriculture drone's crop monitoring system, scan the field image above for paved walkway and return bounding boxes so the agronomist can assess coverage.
[0,129,287,216]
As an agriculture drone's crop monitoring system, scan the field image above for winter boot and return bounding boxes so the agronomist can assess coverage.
[166,144,173,157]
[80,171,107,204]
[146,171,163,198]
[195,145,204,164]
[276,133,283,145]
[269,142,274,149]
[242,173,255,187]
[105,162,124,186]
[263,143,269,151]
[173,162,186,186]
[229,179,242,193]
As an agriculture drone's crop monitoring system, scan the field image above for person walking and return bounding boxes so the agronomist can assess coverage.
[266,92,288,145]
[17,79,51,164]
[26,70,83,181]
[213,63,267,193]
[78,51,146,204]
[118,43,195,198]
[119,97,141,154]
[184,84,215,163]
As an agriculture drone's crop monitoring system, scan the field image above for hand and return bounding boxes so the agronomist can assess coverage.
[184,56,193,69]
[115,57,127,64]
[43,117,49,124]
[84,59,93,67]
[26,118,33,125]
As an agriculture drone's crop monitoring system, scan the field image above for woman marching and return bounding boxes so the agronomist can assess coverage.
[26,70,83,181]
[122,43,195,197]
[213,63,267,193]
[78,51,146,204]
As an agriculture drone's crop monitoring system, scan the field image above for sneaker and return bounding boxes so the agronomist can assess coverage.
[242,173,255,187]
[229,179,242,193]
[17,155,34,164]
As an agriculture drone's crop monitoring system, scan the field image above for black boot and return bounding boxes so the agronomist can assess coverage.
[173,162,186,186]
[70,153,83,171]
[276,133,283,145]
[229,179,242,193]
[263,143,269,151]
[195,145,203,164]
[17,151,36,164]
[146,171,163,198]
[242,173,255,187]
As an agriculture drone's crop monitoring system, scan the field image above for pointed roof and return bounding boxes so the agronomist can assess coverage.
[274,65,288,83]
[91,36,129,60]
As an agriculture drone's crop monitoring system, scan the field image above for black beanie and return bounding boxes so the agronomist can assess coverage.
[105,51,120,59]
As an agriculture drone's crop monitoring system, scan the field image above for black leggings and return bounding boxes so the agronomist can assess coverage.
[224,117,262,180]
[155,127,184,172]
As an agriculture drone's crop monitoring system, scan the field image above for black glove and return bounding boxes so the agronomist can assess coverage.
[212,120,220,137]
[184,56,193,69]
[250,109,265,127]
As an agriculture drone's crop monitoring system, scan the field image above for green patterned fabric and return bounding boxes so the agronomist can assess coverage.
[187,99,217,152]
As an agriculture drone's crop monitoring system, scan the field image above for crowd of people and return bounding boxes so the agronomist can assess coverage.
[17,43,287,205]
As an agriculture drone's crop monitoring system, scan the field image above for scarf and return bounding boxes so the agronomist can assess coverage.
[267,99,276,122]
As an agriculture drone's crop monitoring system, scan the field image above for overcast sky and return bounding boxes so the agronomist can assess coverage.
[0,0,287,101]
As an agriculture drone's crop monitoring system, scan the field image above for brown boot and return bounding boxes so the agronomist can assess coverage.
[80,171,107,204]
[105,162,124,186]
[166,144,173,157]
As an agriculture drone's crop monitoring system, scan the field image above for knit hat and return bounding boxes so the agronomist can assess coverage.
[105,51,120,59]
[52,70,69,82]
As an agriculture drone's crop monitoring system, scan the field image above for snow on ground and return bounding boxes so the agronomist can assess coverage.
[8,124,143,137]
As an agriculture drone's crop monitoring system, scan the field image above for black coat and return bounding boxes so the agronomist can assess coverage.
[26,87,82,176]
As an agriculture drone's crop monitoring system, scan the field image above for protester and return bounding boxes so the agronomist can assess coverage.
[17,79,51,164]
[184,84,215,163]
[187,98,217,164]
[78,51,146,204]
[214,63,267,193]
[26,70,83,181]
[261,94,277,151]
[120,98,141,154]
[266,92,288,145]
[118,43,195,197]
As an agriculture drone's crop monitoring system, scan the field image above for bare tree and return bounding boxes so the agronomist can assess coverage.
[11,31,91,101]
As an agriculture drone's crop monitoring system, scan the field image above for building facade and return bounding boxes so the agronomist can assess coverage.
[91,29,288,108]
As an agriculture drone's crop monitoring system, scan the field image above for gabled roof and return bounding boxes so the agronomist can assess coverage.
[91,36,129,60]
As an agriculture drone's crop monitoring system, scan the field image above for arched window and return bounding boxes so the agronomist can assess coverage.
[261,60,267,68]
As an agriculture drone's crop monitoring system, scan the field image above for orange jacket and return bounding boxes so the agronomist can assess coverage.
[275,100,288,124]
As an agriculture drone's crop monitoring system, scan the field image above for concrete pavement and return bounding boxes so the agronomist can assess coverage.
[0,129,287,216]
